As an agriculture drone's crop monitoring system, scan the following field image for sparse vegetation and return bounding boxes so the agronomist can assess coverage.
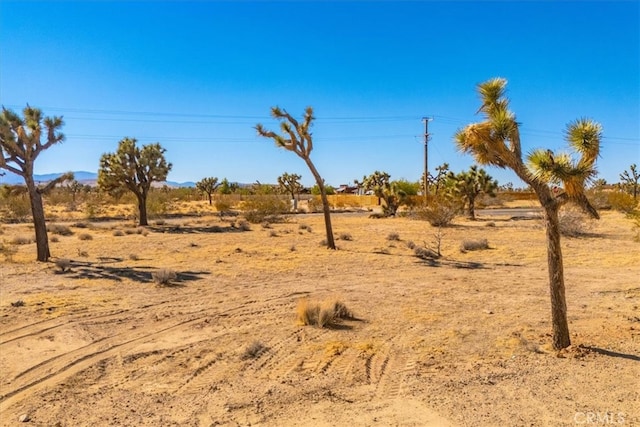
[55,258,72,272]
[152,268,178,286]
[338,232,353,241]
[411,196,460,227]
[241,340,267,360]
[460,238,489,252]
[387,232,401,241]
[297,298,352,328]
[78,233,93,241]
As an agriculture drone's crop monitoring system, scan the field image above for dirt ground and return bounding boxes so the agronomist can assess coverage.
[1,205,638,426]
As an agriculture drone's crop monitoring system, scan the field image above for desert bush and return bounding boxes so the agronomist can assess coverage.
[338,232,353,241]
[72,221,89,229]
[50,236,59,243]
[2,195,31,222]
[237,220,251,231]
[241,341,267,360]
[414,245,439,259]
[558,207,592,237]
[10,300,25,307]
[77,249,89,257]
[261,221,272,229]
[607,191,637,213]
[297,299,352,328]
[129,253,139,261]
[154,219,166,226]
[215,199,233,217]
[406,240,416,250]
[146,191,172,219]
[0,241,18,261]
[55,258,72,272]
[113,230,125,237]
[268,230,278,237]
[410,197,460,227]
[11,236,34,245]
[78,233,93,241]
[461,238,489,252]
[628,210,640,242]
[298,223,312,232]
[387,232,401,241]
[242,196,289,223]
[48,224,73,236]
[152,268,177,285]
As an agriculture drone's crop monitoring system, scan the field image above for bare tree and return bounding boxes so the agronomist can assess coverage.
[256,106,335,249]
[98,138,172,226]
[455,78,601,350]
[0,106,74,261]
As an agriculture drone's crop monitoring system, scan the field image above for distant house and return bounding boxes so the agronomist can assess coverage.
[335,184,359,195]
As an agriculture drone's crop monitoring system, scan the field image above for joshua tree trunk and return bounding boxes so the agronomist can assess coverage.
[305,158,335,249]
[25,175,51,262]
[137,193,148,226]
[543,203,571,349]
[468,195,476,220]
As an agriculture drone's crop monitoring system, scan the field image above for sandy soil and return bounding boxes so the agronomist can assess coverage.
[0,207,638,426]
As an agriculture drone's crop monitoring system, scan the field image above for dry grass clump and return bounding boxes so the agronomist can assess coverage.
[296,298,353,328]
[48,224,73,236]
[558,207,592,237]
[461,238,489,252]
[338,232,353,241]
[129,253,140,261]
[237,220,251,232]
[241,340,268,360]
[0,240,18,261]
[113,230,125,237]
[411,197,460,227]
[387,232,401,241]
[50,236,60,243]
[55,258,72,272]
[11,236,34,245]
[152,268,178,286]
[78,233,93,241]
[298,223,312,232]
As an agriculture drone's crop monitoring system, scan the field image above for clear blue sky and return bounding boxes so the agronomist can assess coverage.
[1,1,638,188]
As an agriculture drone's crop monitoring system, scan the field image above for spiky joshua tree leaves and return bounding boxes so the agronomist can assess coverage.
[0,106,74,261]
[98,138,172,226]
[455,78,602,350]
[256,107,335,249]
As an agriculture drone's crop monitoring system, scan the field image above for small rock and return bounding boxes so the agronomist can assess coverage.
[483,309,493,315]
[18,413,30,422]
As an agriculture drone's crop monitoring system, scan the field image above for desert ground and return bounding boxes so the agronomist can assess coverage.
[0,201,638,426]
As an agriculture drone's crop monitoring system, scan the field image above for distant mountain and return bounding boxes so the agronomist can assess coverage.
[0,170,196,188]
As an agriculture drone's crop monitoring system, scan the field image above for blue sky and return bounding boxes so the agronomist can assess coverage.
[1,1,638,188]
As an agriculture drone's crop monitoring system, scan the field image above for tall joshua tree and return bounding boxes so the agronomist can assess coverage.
[98,138,172,226]
[256,106,335,249]
[455,78,601,350]
[196,177,220,205]
[447,165,498,220]
[0,106,74,261]
[619,164,639,200]
[277,172,303,210]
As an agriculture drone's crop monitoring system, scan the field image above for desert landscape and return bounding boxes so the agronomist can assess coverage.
[0,199,638,427]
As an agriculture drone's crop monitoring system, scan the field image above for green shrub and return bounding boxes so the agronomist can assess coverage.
[608,191,637,213]
[242,196,290,223]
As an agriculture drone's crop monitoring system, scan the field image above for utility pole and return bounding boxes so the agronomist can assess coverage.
[422,117,432,199]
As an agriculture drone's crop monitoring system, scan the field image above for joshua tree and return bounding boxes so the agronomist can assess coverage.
[277,172,303,210]
[256,106,335,249]
[421,163,450,196]
[0,106,74,261]
[98,137,172,226]
[447,165,498,220]
[362,171,391,205]
[196,177,220,205]
[455,77,601,350]
[619,164,639,199]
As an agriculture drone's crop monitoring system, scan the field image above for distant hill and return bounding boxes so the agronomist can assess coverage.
[0,171,196,188]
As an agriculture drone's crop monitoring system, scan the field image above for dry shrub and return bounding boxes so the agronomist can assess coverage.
[0,241,18,261]
[11,236,33,245]
[55,258,72,272]
[50,236,59,243]
[152,268,177,285]
[237,220,251,231]
[461,238,489,252]
[113,230,125,237]
[387,232,401,241]
[78,233,93,241]
[242,196,289,223]
[297,298,352,328]
[338,232,353,241]
[557,207,592,237]
[241,341,267,360]
[414,246,439,259]
[607,191,637,213]
[48,224,73,236]
[411,197,460,227]
[298,223,312,232]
